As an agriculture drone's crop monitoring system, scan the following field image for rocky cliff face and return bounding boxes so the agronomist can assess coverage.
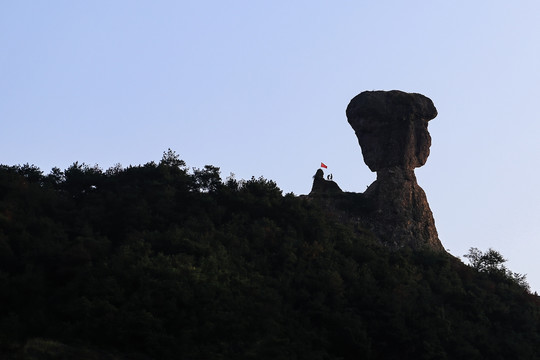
[346,90,445,251]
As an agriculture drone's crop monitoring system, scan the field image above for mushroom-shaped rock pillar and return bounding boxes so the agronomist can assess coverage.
[346,90,444,252]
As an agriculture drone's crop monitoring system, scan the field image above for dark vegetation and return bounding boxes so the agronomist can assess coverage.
[1,150,539,359]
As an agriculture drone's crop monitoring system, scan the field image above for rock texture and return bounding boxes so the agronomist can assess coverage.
[346,90,444,251]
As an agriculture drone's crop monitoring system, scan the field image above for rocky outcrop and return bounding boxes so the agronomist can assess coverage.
[346,90,445,252]
[309,169,342,195]
[346,90,437,172]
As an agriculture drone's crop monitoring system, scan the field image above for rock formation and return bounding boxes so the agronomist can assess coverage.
[309,169,342,195]
[346,90,445,251]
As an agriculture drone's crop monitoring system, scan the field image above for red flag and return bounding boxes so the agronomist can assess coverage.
[321,162,328,169]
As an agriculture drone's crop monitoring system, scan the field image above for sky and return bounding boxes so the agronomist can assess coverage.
[2,1,540,290]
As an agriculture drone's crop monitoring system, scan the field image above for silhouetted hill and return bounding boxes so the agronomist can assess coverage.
[1,151,539,359]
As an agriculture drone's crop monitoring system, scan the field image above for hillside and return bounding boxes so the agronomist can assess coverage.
[1,151,539,359]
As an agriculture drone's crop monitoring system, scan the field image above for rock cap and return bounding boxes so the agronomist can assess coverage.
[346,90,437,172]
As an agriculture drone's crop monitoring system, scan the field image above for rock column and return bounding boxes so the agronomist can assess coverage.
[346,90,444,251]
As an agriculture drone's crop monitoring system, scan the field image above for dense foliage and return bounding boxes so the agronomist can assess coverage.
[1,150,539,359]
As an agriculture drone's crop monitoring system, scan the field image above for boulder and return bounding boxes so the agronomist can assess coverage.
[346,90,437,172]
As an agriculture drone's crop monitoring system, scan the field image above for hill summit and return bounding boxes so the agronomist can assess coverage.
[1,94,538,359]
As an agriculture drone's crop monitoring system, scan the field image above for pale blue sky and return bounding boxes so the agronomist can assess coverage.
[2,1,540,290]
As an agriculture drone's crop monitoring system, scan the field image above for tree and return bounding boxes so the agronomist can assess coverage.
[16,163,43,183]
[46,167,65,187]
[464,247,507,274]
[63,162,103,194]
[464,247,530,291]
[159,149,186,169]
[193,165,221,192]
